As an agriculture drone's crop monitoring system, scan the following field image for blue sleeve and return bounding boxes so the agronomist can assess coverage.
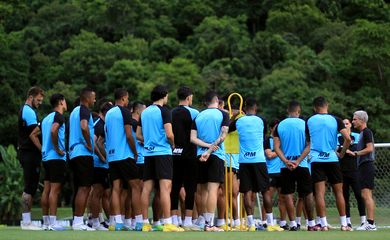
[22,107,38,126]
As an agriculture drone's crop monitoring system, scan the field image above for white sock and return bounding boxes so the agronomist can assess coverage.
[308,220,315,227]
[135,214,143,223]
[198,215,205,225]
[204,213,214,225]
[109,215,115,225]
[163,217,172,225]
[143,219,150,224]
[184,216,192,226]
[192,219,197,225]
[340,216,347,226]
[347,217,351,224]
[296,217,301,225]
[22,212,31,224]
[92,218,100,227]
[247,215,254,227]
[132,218,136,228]
[172,215,179,226]
[266,213,274,226]
[305,219,309,226]
[262,220,267,225]
[216,218,225,227]
[124,218,132,227]
[121,215,125,223]
[178,216,182,226]
[320,217,328,227]
[114,215,123,224]
[289,220,297,228]
[316,216,321,225]
[361,216,367,224]
[73,216,84,226]
[279,220,287,227]
[99,213,105,223]
[49,215,56,225]
[43,215,50,225]
[234,219,241,227]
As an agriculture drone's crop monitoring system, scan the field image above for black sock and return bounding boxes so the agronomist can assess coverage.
[367,219,374,225]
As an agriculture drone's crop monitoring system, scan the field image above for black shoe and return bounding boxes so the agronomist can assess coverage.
[262,223,268,228]
[297,224,301,230]
[347,223,352,228]
[289,226,298,231]
[101,221,109,229]
[280,225,290,230]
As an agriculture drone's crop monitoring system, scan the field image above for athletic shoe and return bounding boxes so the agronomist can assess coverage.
[267,225,284,232]
[218,224,229,231]
[142,224,153,232]
[42,224,49,231]
[108,225,115,231]
[320,226,329,231]
[307,225,320,231]
[248,226,256,232]
[289,226,298,231]
[280,225,290,231]
[93,224,109,231]
[356,222,377,231]
[297,224,301,230]
[48,224,67,231]
[204,225,224,232]
[72,224,96,231]
[340,225,353,231]
[182,224,202,231]
[163,223,185,232]
[21,223,43,231]
[101,221,109,229]
[114,223,124,231]
[347,223,353,228]
[152,224,164,231]
[134,222,143,231]
[256,224,266,231]
[327,224,334,229]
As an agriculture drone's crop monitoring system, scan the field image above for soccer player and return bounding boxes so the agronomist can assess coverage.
[337,118,366,228]
[170,86,201,231]
[105,89,142,231]
[352,111,377,231]
[136,85,183,232]
[306,96,351,231]
[190,91,229,232]
[89,101,113,230]
[40,93,67,231]
[229,98,283,232]
[274,100,316,231]
[264,119,287,230]
[69,87,96,231]
[18,86,44,230]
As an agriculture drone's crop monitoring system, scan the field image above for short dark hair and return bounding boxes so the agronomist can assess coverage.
[132,100,145,112]
[204,90,218,105]
[27,86,44,98]
[288,100,300,112]
[80,87,94,101]
[245,98,257,109]
[49,93,65,108]
[114,88,128,100]
[151,85,168,101]
[313,96,327,108]
[100,101,113,115]
[177,86,193,100]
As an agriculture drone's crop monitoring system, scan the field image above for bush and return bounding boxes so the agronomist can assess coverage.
[0,145,23,224]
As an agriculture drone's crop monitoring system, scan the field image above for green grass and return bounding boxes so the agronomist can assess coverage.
[0,227,390,240]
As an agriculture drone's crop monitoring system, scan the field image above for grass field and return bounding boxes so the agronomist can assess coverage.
[1,227,390,240]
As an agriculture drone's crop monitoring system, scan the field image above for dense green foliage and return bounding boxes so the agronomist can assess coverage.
[1,0,389,144]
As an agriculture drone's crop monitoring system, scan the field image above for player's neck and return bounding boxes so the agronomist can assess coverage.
[208,102,218,109]
[153,99,165,106]
[25,99,33,108]
[132,113,139,121]
[80,101,90,109]
[359,124,367,132]
[54,106,64,115]
[115,100,126,107]
[179,100,189,106]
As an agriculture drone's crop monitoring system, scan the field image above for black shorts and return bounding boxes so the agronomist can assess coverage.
[137,164,144,180]
[173,155,198,185]
[281,167,312,197]
[359,161,375,190]
[239,163,269,193]
[93,167,110,189]
[311,162,343,184]
[70,156,94,187]
[109,158,138,182]
[43,160,66,183]
[19,150,41,196]
[197,154,225,184]
[268,173,281,188]
[144,155,173,181]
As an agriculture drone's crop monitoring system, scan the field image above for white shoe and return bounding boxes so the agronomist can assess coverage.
[72,224,96,231]
[49,224,67,231]
[356,222,377,231]
[21,223,43,231]
[42,224,50,230]
[93,224,108,231]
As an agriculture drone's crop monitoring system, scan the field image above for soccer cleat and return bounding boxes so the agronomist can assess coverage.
[297,224,301,230]
[289,226,298,231]
[267,225,284,232]
[72,224,96,231]
[320,226,329,231]
[42,224,49,231]
[255,224,266,231]
[93,224,109,231]
[280,225,290,231]
[49,224,68,231]
[204,225,224,232]
[347,223,353,228]
[340,225,353,231]
[152,224,164,231]
[21,223,43,231]
[307,225,320,231]
[163,223,185,232]
[134,222,143,231]
[142,223,153,232]
[182,224,203,231]
[356,222,377,231]
[248,226,256,232]
[114,223,124,231]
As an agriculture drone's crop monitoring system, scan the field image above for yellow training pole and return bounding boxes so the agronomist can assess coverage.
[229,155,233,231]
[225,162,228,230]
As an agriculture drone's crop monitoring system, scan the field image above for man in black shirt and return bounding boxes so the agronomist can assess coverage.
[352,111,376,231]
